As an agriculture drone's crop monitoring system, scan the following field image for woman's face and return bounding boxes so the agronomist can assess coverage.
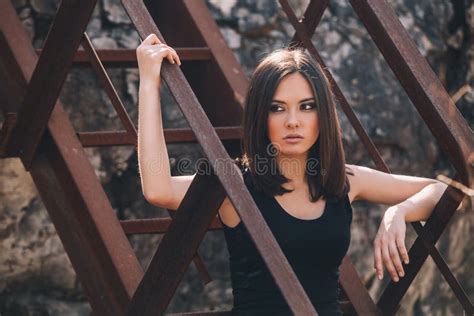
[267,72,319,159]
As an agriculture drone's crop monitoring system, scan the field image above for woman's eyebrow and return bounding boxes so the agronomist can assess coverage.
[271,97,316,104]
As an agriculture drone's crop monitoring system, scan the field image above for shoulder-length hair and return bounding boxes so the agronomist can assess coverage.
[238,46,352,203]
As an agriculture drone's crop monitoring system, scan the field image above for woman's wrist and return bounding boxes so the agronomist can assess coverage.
[385,205,408,222]
[139,79,161,92]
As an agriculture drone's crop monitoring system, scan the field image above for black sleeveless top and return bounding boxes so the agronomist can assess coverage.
[220,170,352,315]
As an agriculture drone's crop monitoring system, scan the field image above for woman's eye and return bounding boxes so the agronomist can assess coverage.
[301,103,316,110]
[270,105,283,112]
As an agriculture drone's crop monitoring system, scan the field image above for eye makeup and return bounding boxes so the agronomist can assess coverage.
[269,102,317,112]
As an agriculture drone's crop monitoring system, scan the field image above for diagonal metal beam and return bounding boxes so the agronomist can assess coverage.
[280,0,471,314]
[3,0,97,170]
[377,184,464,314]
[411,221,474,314]
[349,0,474,186]
[0,2,143,315]
[126,161,226,315]
[81,29,213,286]
[279,1,383,314]
[289,0,329,45]
[339,256,383,315]
[80,32,137,136]
[279,0,389,172]
[120,0,318,314]
[0,112,17,158]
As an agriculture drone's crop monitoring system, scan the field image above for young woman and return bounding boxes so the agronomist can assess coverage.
[136,33,448,315]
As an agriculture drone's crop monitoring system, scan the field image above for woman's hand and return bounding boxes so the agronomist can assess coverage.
[136,33,181,87]
[373,206,409,282]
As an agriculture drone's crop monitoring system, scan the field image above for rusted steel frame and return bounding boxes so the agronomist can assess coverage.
[120,216,224,234]
[81,29,213,288]
[165,209,213,286]
[344,1,474,312]
[125,164,226,314]
[278,0,388,173]
[377,185,464,315]
[411,222,474,314]
[3,0,98,171]
[182,0,249,107]
[0,112,17,157]
[121,0,318,314]
[36,47,212,68]
[81,33,137,137]
[281,1,470,314]
[289,0,329,45]
[0,2,143,315]
[77,130,135,147]
[123,211,472,312]
[339,256,383,315]
[77,127,243,147]
[145,1,244,128]
[349,0,474,186]
[279,1,383,314]
[0,32,27,114]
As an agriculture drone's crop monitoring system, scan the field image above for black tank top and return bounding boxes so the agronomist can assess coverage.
[220,169,352,315]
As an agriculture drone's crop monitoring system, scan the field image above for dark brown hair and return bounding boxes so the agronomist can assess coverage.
[238,46,352,202]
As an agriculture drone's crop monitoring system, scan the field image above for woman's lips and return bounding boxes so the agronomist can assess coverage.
[284,136,303,143]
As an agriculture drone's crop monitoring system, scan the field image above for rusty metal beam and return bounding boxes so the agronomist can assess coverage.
[377,185,465,314]
[0,112,17,157]
[411,222,474,314]
[182,0,249,108]
[120,216,225,235]
[81,33,137,136]
[279,0,389,173]
[3,0,98,170]
[339,256,382,315]
[126,164,226,314]
[35,47,212,68]
[349,0,474,186]
[279,1,383,314]
[0,31,26,114]
[121,0,318,314]
[0,2,143,315]
[76,127,243,147]
[289,0,328,45]
[281,1,471,315]
[81,28,215,288]
[144,0,246,127]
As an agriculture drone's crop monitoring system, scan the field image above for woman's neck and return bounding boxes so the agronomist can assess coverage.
[276,153,308,189]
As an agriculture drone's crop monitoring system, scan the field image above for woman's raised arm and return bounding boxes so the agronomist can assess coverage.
[136,34,240,226]
[136,33,181,207]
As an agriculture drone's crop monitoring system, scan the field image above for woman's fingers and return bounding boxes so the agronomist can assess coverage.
[388,240,404,278]
[166,49,175,64]
[142,33,161,45]
[145,45,180,65]
[173,51,181,65]
[373,238,383,280]
[396,233,409,265]
[381,240,399,282]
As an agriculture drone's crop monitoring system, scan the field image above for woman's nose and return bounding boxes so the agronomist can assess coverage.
[285,110,300,128]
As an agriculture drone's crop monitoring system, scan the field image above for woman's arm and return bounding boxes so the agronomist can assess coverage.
[134,34,240,226]
[346,164,452,283]
[136,33,181,207]
[347,164,443,205]
[390,182,448,222]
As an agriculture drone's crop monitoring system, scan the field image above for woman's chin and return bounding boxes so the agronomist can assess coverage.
[278,148,309,157]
